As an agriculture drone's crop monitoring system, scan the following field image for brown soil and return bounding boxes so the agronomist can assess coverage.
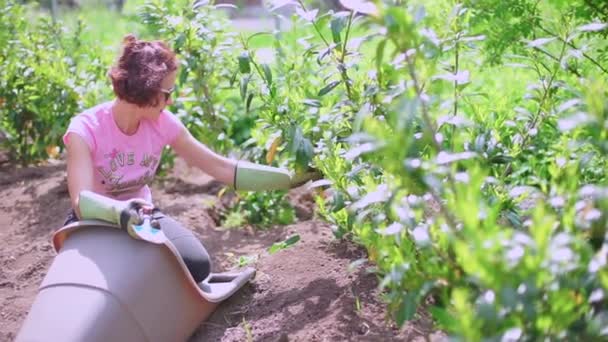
[0,158,441,342]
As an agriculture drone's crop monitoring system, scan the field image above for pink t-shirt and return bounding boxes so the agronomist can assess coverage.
[62,101,185,202]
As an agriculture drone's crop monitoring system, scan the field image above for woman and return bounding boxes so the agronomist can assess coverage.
[63,34,308,283]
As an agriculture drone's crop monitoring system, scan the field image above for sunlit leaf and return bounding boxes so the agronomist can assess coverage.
[558,113,593,132]
[376,39,386,75]
[193,0,210,9]
[413,4,426,23]
[438,115,473,128]
[213,3,237,10]
[436,151,477,165]
[556,99,581,114]
[433,70,470,85]
[266,136,282,164]
[351,184,390,210]
[310,179,333,188]
[302,99,321,107]
[577,22,607,32]
[247,32,272,45]
[268,243,282,254]
[344,142,381,160]
[461,35,486,42]
[420,28,440,46]
[527,37,555,48]
[339,0,378,15]
[376,222,404,236]
[45,145,59,158]
[295,7,318,22]
[502,328,523,341]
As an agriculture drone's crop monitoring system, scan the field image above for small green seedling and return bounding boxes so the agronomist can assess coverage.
[236,255,258,268]
[268,234,301,254]
[242,317,253,342]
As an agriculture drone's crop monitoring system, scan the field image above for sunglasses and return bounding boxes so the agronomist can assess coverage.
[160,86,175,102]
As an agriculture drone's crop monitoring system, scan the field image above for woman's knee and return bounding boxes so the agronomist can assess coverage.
[155,213,212,282]
[191,253,211,283]
[171,236,212,282]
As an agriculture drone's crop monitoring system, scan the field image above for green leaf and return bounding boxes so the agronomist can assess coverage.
[375,39,386,77]
[396,292,418,326]
[577,22,607,32]
[289,125,304,155]
[261,63,272,86]
[314,12,332,31]
[428,306,457,331]
[238,51,251,74]
[330,14,348,44]
[246,31,272,45]
[284,234,300,246]
[295,137,313,170]
[488,154,513,164]
[317,47,332,65]
[302,99,321,107]
[318,80,341,96]
[174,33,187,52]
[246,93,254,113]
[179,68,189,85]
[268,234,300,254]
[240,75,249,101]
[287,125,314,169]
[268,243,283,255]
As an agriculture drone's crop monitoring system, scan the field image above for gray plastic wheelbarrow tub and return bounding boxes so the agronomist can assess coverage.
[16,220,255,342]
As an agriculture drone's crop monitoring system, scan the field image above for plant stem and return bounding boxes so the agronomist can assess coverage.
[453,38,459,119]
[532,46,582,77]
[339,11,356,101]
[503,40,567,178]
[398,44,463,232]
[296,0,355,102]
[452,32,460,151]
[403,52,441,151]
[539,25,608,76]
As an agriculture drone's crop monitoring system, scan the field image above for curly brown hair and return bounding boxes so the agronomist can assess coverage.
[109,34,177,107]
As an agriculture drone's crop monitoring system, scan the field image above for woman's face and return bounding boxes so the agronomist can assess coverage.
[144,69,177,119]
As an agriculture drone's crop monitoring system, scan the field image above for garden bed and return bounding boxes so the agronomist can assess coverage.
[0,158,439,341]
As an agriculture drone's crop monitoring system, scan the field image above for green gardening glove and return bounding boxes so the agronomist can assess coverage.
[289,168,323,188]
[78,190,166,244]
[234,161,322,191]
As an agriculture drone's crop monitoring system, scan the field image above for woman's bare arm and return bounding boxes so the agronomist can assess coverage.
[170,128,237,186]
[66,133,95,218]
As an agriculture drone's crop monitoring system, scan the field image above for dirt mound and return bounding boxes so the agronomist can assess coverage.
[0,159,438,341]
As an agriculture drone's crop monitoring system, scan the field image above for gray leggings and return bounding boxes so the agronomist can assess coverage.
[64,209,212,283]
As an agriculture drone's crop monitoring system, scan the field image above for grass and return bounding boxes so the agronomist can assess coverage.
[41,1,377,57]
[53,1,279,52]
[58,1,148,50]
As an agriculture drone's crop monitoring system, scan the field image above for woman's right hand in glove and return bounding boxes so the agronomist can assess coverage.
[116,198,153,229]
[78,191,157,241]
